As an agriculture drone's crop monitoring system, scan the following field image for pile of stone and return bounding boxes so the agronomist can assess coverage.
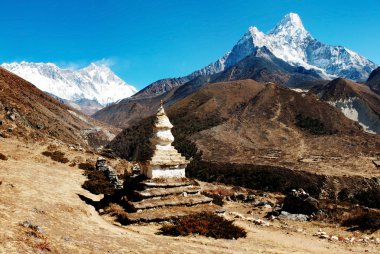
[96,157,123,189]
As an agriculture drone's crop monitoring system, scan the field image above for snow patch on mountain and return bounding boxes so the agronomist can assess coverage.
[197,13,377,81]
[328,98,380,134]
[1,61,137,106]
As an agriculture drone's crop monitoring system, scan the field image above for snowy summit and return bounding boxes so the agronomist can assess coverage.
[1,61,137,106]
[197,13,377,81]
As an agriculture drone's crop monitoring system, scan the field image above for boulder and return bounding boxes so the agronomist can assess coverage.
[282,189,319,215]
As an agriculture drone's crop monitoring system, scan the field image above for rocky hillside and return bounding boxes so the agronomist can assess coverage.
[367,67,380,94]
[0,67,118,147]
[93,49,323,128]
[108,80,379,192]
[310,78,380,134]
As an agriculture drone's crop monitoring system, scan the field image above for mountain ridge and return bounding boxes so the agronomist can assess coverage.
[0,67,118,147]
[1,61,137,110]
[131,12,376,100]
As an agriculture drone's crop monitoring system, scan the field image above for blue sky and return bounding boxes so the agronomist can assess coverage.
[1,0,379,89]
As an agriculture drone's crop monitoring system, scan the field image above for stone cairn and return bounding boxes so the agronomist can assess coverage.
[121,102,216,223]
[96,157,123,189]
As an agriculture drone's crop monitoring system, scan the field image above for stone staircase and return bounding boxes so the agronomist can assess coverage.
[121,176,217,223]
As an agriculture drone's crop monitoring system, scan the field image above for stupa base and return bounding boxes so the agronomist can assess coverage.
[141,164,186,179]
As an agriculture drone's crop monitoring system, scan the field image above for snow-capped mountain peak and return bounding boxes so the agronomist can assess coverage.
[1,61,137,107]
[196,12,377,81]
[270,13,307,35]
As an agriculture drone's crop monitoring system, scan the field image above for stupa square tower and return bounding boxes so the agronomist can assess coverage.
[140,102,189,179]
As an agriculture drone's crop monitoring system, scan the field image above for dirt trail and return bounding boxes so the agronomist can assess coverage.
[271,102,306,159]
[0,138,377,253]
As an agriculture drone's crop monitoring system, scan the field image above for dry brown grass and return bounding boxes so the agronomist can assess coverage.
[19,221,52,252]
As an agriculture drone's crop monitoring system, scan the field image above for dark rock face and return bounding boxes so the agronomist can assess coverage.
[367,67,380,94]
[282,189,319,215]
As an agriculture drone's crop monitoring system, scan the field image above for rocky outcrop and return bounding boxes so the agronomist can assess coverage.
[96,157,123,189]
[282,189,319,215]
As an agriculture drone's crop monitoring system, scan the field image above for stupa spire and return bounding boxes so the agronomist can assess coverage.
[140,103,189,179]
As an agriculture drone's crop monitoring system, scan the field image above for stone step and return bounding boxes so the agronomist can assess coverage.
[128,194,213,211]
[150,156,187,162]
[122,203,220,224]
[141,178,197,188]
[149,159,188,165]
[134,186,201,198]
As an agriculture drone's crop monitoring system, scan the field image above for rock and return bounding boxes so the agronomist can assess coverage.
[330,235,339,241]
[36,124,44,129]
[282,189,319,215]
[7,128,13,133]
[246,194,255,201]
[254,201,274,207]
[96,157,107,169]
[229,211,245,219]
[7,114,16,121]
[278,211,309,221]
[215,208,226,214]
[252,219,270,226]
[95,157,123,189]
[320,234,330,239]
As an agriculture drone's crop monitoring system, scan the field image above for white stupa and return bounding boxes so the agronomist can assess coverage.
[140,101,189,179]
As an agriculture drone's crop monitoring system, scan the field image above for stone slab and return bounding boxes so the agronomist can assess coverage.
[122,203,220,223]
[134,186,201,198]
[141,178,197,188]
[128,194,213,210]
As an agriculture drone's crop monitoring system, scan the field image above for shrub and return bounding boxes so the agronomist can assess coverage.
[202,192,225,206]
[159,212,247,239]
[0,152,8,160]
[34,239,51,252]
[82,170,115,195]
[78,162,95,171]
[352,189,380,209]
[41,150,69,164]
[295,114,332,135]
[41,151,52,157]
[342,207,380,232]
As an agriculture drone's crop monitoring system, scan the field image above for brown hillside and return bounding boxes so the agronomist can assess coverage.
[108,80,380,197]
[0,67,118,147]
